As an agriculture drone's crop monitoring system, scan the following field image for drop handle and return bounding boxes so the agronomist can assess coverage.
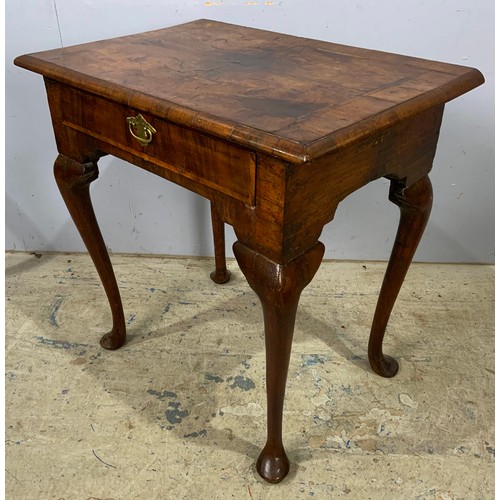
[126,113,156,146]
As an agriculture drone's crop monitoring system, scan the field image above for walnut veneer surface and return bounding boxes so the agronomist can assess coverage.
[17,19,482,161]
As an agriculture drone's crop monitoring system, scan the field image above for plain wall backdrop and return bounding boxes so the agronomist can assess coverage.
[6,0,494,263]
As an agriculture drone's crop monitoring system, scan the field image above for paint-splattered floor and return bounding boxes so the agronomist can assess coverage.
[6,252,494,499]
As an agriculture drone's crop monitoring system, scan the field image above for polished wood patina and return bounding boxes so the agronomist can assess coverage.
[15,19,483,483]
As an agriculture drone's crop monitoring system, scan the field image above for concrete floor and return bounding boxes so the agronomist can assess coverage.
[5,252,494,499]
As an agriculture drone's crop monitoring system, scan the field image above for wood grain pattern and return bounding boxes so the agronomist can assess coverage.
[369,175,433,377]
[15,19,483,163]
[209,202,231,284]
[233,240,325,483]
[53,154,126,350]
[59,84,256,205]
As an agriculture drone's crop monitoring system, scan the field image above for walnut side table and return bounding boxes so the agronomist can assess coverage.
[15,20,484,483]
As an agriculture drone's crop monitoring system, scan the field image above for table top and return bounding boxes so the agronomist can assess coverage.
[15,19,483,163]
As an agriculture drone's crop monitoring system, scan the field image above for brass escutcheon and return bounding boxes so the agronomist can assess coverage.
[126,113,156,146]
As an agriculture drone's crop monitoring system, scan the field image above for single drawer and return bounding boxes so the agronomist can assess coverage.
[60,87,256,205]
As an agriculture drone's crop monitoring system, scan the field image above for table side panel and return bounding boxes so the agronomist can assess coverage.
[213,103,444,264]
[282,104,445,260]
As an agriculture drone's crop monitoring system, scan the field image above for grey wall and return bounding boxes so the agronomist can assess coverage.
[6,0,494,263]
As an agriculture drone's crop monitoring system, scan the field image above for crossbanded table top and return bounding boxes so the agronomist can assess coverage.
[15,19,484,162]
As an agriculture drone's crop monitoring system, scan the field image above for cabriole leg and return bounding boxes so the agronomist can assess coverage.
[54,154,126,349]
[210,202,231,284]
[233,241,325,483]
[369,174,433,377]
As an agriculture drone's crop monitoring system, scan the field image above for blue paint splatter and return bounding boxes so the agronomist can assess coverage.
[229,375,255,391]
[36,336,88,350]
[301,354,324,367]
[183,429,207,438]
[205,373,224,383]
[166,402,189,424]
[147,389,177,400]
[49,295,64,327]
[149,390,192,428]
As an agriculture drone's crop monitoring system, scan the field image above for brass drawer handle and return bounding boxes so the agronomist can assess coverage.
[126,113,156,146]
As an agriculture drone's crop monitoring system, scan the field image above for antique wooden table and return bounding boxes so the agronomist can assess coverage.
[15,19,483,483]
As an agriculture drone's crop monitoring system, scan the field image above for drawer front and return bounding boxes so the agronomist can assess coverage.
[60,87,256,205]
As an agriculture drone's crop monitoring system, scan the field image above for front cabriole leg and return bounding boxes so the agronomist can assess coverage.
[54,153,126,349]
[368,174,433,377]
[233,241,325,483]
